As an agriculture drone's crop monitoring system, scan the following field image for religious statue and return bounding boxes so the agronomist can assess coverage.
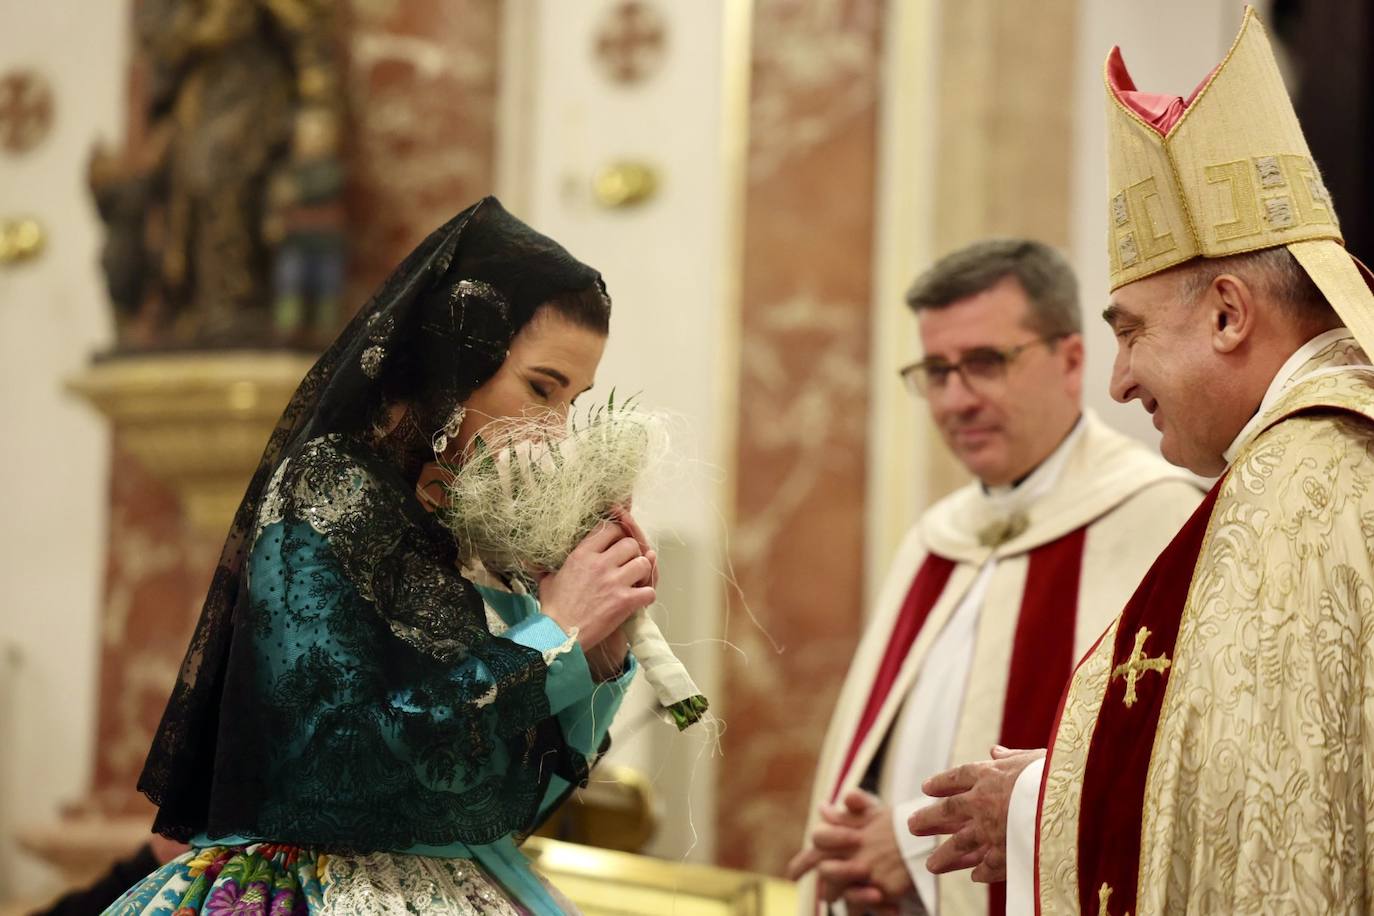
[88,0,345,350]
[263,104,346,346]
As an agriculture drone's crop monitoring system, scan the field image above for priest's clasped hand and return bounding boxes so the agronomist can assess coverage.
[907,745,1045,883]
[787,789,913,913]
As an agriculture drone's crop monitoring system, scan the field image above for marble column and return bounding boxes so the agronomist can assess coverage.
[717,0,884,875]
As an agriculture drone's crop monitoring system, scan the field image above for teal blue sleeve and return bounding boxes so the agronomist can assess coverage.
[533,650,637,823]
[473,583,639,816]
[524,653,637,824]
[499,614,600,717]
[557,650,637,757]
[476,584,637,727]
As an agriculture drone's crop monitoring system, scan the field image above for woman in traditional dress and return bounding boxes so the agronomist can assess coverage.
[104,197,656,915]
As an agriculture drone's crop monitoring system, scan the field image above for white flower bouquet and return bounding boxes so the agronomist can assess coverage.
[439,395,709,730]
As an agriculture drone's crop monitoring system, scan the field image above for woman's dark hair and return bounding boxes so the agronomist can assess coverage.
[546,282,612,335]
[376,280,611,410]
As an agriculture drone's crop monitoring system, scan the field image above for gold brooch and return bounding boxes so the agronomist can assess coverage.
[976,512,1029,548]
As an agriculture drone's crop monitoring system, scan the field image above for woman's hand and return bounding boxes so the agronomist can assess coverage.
[539,522,655,655]
[578,509,657,680]
[611,507,658,588]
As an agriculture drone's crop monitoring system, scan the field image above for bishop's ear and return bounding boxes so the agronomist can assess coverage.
[1208,273,1256,354]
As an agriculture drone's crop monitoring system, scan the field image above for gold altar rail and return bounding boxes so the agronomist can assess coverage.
[524,836,798,916]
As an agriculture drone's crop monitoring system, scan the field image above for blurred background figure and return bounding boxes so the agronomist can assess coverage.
[0,0,1367,911]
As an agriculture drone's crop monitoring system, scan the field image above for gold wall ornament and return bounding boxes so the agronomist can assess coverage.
[0,216,46,265]
[67,352,315,536]
[593,161,661,210]
[0,70,55,154]
[523,835,798,916]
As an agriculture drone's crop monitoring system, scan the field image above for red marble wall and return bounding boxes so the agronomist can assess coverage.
[717,0,884,875]
[89,444,216,817]
[343,0,501,298]
[88,0,503,813]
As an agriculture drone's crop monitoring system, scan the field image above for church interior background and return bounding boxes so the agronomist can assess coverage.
[0,0,1368,910]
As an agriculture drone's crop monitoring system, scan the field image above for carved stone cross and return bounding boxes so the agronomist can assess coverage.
[595,1,667,85]
[0,70,54,154]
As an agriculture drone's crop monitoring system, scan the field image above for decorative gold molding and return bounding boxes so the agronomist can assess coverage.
[535,763,658,853]
[524,835,798,916]
[67,352,315,535]
[714,0,753,539]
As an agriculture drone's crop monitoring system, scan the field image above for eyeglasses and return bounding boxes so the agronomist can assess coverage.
[899,335,1067,398]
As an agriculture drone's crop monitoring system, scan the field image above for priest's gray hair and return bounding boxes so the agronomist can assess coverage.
[1173,247,1338,329]
[905,238,1081,338]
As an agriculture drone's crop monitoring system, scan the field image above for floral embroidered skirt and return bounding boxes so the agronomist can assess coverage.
[101,844,537,915]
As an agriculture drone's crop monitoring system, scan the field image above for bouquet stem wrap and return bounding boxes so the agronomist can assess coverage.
[622,609,708,730]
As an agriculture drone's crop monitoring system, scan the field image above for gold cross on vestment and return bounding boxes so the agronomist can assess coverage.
[1098,883,1131,916]
[1111,626,1171,708]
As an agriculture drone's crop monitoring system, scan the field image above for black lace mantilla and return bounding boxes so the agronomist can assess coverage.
[139,198,606,848]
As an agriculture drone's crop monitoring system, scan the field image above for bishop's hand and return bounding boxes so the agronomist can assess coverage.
[906,745,1045,883]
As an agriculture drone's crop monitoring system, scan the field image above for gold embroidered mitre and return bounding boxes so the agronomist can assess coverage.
[1105,6,1374,353]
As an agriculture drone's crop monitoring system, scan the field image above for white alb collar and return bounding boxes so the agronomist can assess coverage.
[1222,327,1355,464]
[982,414,1086,512]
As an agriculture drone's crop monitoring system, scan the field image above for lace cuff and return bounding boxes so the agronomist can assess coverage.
[501,615,596,716]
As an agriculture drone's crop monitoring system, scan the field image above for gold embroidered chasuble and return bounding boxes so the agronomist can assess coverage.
[1038,341,1374,914]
